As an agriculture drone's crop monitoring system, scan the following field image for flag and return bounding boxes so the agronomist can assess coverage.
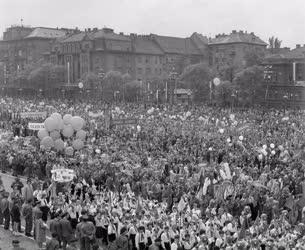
[177,197,186,212]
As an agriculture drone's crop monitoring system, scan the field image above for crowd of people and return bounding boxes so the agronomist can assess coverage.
[1,96,305,249]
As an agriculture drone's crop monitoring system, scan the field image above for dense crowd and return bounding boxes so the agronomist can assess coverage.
[1,96,305,249]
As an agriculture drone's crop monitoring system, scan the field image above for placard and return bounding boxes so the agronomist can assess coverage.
[28,123,45,130]
[51,169,76,183]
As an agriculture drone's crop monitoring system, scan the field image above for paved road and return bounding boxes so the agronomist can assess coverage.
[0,226,38,249]
[0,172,26,193]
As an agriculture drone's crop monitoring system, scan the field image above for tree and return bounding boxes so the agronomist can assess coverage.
[233,65,264,105]
[81,72,99,89]
[27,63,65,90]
[180,63,213,102]
[244,48,265,67]
[124,80,142,102]
[214,80,236,106]
[268,36,282,53]
[103,71,123,100]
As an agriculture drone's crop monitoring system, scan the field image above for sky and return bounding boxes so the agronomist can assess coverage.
[0,0,305,48]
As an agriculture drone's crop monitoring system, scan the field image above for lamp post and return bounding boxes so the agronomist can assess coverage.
[169,69,178,105]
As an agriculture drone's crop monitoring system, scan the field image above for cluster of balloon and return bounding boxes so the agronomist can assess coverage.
[38,113,86,156]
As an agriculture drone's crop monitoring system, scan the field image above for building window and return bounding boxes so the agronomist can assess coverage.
[137,56,142,63]
[137,68,143,74]
[155,68,158,74]
[146,67,151,74]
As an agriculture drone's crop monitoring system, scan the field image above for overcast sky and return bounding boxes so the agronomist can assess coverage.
[1,0,304,48]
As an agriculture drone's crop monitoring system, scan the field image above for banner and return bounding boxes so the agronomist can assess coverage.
[51,168,76,183]
[89,111,103,118]
[20,112,47,119]
[111,118,137,127]
[28,123,45,130]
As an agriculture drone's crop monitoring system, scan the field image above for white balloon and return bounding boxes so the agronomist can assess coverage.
[270,143,275,149]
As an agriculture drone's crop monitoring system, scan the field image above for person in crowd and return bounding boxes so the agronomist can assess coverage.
[49,212,62,248]
[0,191,10,230]
[46,233,60,250]
[79,214,96,250]
[60,212,73,250]
[11,198,21,236]
[35,210,48,249]
[115,227,129,250]
[21,198,33,237]
[22,178,33,203]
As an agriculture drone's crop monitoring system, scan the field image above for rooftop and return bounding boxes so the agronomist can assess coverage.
[151,34,201,55]
[25,27,67,39]
[132,36,163,55]
[209,30,267,46]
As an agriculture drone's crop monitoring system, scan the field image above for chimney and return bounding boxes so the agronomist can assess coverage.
[250,32,254,35]
[93,28,98,32]
[88,28,91,32]
[296,44,301,48]
[119,32,124,35]
[239,30,243,34]
[232,30,237,34]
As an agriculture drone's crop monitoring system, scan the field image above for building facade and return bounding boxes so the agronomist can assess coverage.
[0,25,268,90]
[209,30,267,72]
[0,25,72,85]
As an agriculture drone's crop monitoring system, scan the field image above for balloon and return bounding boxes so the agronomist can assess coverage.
[270,143,275,149]
[239,135,244,141]
[40,136,54,149]
[51,112,62,122]
[54,139,64,151]
[44,117,57,132]
[258,154,263,161]
[63,114,73,125]
[72,139,84,150]
[62,125,74,138]
[76,130,87,141]
[65,146,74,156]
[226,138,231,143]
[58,119,64,130]
[136,125,141,132]
[219,128,224,134]
[38,129,49,140]
[50,130,61,140]
[71,116,83,131]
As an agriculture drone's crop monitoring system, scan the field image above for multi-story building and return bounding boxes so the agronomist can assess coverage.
[0,25,268,90]
[209,30,267,72]
[131,34,164,81]
[0,25,72,79]
[151,32,208,75]
[51,28,133,83]
[49,28,210,84]
[263,44,305,85]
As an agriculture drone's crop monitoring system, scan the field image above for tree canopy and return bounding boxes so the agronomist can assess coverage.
[180,63,213,102]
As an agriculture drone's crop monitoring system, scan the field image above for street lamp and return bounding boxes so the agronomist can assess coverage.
[169,69,178,105]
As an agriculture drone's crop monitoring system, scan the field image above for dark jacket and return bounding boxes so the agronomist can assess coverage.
[49,218,62,239]
[115,234,129,250]
[60,218,73,240]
